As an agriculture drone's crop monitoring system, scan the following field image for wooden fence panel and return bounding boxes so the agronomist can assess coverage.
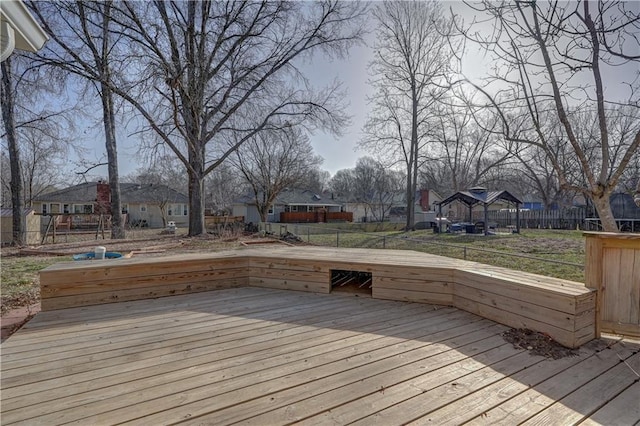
[473,209,587,230]
[280,211,353,223]
[584,232,640,338]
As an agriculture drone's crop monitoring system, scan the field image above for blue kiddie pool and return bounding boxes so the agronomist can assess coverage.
[73,252,123,261]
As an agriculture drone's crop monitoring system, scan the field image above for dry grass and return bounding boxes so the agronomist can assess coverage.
[0,227,587,314]
[307,228,585,282]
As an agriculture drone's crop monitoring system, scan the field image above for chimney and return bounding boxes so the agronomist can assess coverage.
[96,182,111,215]
[420,189,430,211]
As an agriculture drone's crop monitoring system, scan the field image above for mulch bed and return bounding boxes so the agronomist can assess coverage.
[502,328,579,359]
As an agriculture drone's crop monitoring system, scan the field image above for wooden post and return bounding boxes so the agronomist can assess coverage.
[42,214,53,244]
[483,203,489,236]
[584,232,640,338]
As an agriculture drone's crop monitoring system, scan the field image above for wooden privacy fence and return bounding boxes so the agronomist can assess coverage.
[472,209,586,229]
[280,211,353,223]
[585,232,640,338]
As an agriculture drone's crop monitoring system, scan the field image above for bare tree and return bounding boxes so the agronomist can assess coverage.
[231,127,322,223]
[125,154,187,194]
[457,0,640,231]
[353,157,404,223]
[299,168,332,194]
[362,0,458,231]
[17,127,68,207]
[81,0,366,236]
[204,163,246,215]
[420,101,513,195]
[0,50,73,244]
[328,168,356,196]
[0,57,24,244]
[29,0,126,239]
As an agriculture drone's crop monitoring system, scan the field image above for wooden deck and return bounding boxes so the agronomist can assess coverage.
[1,287,638,425]
[38,247,596,348]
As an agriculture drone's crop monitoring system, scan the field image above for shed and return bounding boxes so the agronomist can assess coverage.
[438,187,523,235]
[1,208,41,245]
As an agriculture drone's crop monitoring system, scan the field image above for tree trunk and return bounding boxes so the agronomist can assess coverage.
[410,129,419,230]
[188,153,206,236]
[159,204,168,228]
[1,58,25,246]
[404,165,413,230]
[405,92,419,231]
[590,191,618,232]
[258,206,268,224]
[101,82,125,239]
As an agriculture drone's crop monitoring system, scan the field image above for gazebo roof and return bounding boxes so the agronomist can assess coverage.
[439,188,522,208]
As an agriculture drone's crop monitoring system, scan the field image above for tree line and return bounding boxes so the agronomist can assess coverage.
[1,0,638,245]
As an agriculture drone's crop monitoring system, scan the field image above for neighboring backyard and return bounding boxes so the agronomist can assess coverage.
[1,227,585,315]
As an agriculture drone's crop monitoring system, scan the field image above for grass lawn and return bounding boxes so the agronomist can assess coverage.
[1,255,60,314]
[306,228,586,282]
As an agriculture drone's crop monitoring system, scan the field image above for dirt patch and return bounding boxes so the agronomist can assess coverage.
[1,288,40,316]
[502,328,579,359]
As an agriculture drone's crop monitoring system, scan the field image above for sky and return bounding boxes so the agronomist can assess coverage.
[298,42,375,175]
[79,1,638,180]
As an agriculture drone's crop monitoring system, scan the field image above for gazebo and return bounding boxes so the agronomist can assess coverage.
[438,187,523,235]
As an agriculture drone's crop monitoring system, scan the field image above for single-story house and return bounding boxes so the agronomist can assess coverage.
[33,181,189,229]
[0,208,40,245]
[232,189,351,223]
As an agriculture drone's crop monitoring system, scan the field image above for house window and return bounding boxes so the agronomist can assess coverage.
[63,204,70,214]
[42,204,47,214]
[168,204,185,216]
[121,204,128,214]
[268,205,274,215]
[140,204,147,213]
[73,204,93,214]
[291,205,298,212]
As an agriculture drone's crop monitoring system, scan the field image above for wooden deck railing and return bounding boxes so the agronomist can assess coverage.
[585,232,640,338]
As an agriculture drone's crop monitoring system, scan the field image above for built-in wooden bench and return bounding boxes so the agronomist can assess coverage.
[39,246,595,348]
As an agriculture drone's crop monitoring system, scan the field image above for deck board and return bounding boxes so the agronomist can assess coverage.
[1,287,636,426]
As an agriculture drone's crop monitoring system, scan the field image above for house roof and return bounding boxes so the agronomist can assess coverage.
[439,188,522,207]
[120,184,189,204]
[0,0,49,62]
[235,189,347,206]
[33,182,188,204]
